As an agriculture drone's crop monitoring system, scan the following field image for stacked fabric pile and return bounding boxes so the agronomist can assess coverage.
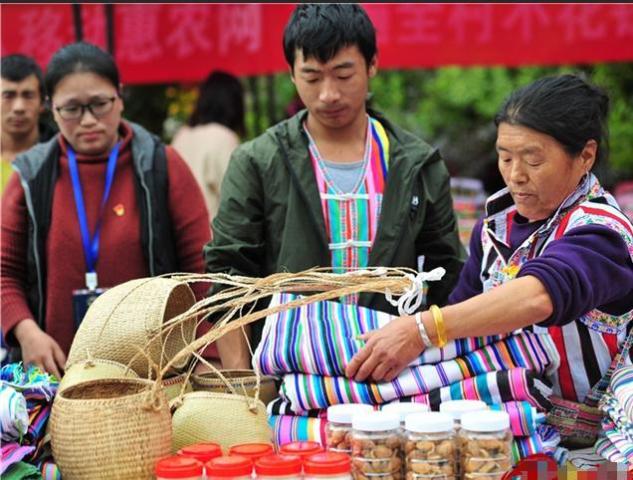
[0,363,61,479]
[254,293,565,463]
[596,365,633,467]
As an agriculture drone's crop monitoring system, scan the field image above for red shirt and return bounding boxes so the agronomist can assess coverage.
[1,122,212,355]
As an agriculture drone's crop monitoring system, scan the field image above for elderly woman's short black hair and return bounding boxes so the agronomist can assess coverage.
[495,73,610,165]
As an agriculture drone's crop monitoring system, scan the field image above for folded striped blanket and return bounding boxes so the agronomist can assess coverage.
[597,366,633,467]
[278,331,559,413]
[255,293,511,376]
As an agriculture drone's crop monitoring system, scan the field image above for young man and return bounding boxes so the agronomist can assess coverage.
[1,54,56,191]
[204,4,465,368]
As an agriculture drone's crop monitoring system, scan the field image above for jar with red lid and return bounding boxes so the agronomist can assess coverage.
[155,455,205,480]
[229,443,275,464]
[206,455,254,480]
[179,442,224,464]
[304,452,352,480]
[254,454,302,480]
[279,441,324,461]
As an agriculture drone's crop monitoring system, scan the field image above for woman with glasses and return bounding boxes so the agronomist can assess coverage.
[1,42,211,377]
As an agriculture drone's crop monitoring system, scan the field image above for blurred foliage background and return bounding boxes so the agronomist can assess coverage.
[122,63,633,194]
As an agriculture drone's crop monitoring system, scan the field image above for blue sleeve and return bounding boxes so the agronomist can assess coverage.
[517,224,633,327]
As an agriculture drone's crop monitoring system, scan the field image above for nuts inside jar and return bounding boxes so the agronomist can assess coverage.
[327,426,354,452]
[461,437,511,476]
[404,439,456,480]
[352,434,403,479]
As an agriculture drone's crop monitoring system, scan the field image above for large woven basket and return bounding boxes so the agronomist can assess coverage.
[191,369,278,406]
[59,359,139,393]
[162,372,193,403]
[67,277,197,377]
[171,390,271,451]
[50,378,172,479]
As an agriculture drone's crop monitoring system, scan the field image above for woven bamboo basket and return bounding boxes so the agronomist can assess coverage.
[162,372,192,403]
[66,277,197,377]
[171,390,271,452]
[59,359,139,393]
[191,369,278,405]
[50,378,172,479]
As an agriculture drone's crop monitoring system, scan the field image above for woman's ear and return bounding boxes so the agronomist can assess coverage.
[580,139,598,173]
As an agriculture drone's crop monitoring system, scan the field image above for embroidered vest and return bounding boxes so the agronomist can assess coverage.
[306,116,389,302]
[479,173,633,401]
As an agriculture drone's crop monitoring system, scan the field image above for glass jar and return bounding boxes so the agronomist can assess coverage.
[404,412,456,480]
[179,442,224,464]
[381,402,430,431]
[304,452,353,480]
[351,411,402,480]
[460,411,513,480]
[439,400,487,430]
[254,454,303,480]
[206,455,254,480]
[155,455,204,480]
[326,404,374,454]
[229,443,275,464]
[279,441,324,462]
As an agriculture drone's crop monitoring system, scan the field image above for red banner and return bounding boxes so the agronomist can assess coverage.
[2,4,632,85]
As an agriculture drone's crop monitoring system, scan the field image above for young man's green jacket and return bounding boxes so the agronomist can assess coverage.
[203,110,465,341]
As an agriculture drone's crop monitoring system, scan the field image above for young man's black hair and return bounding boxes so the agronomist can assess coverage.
[283,4,377,70]
[1,54,46,99]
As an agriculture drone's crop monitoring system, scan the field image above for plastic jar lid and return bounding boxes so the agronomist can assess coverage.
[352,411,400,431]
[327,403,374,424]
[206,455,253,477]
[178,442,223,463]
[382,402,430,422]
[304,452,352,475]
[155,456,204,478]
[439,400,487,420]
[254,454,302,476]
[461,410,511,432]
[405,412,454,433]
[279,441,324,458]
[228,443,274,460]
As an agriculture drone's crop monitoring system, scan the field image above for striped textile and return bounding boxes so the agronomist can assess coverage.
[267,369,553,419]
[278,331,559,413]
[307,116,389,303]
[597,366,633,466]
[40,461,62,480]
[0,385,29,442]
[491,401,544,437]
[0,443,35,475]
[255,293,512,377]
[408,369,553,412]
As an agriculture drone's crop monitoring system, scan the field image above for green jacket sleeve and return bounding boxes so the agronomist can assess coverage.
[203,145,265,291]
[416,153,466,307]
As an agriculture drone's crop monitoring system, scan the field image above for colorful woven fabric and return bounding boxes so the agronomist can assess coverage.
[278,331,559,413]
[2,461,42,480]
[255,293,509,377]
[409,369,553,413]
[39,461,61,480]
[0,385,29,442]
[491,401,545,437]
[0,444,35,475]
[269,415,327,448]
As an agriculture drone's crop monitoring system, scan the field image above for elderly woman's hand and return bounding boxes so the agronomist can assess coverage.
[345,315,424,383]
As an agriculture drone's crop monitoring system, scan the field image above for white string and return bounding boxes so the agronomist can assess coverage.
[385,267,446,316]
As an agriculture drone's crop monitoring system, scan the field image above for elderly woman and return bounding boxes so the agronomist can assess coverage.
[346,74,633,404]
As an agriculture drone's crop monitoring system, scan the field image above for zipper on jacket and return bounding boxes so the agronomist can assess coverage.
[12,164,45,326]
[135,154,156,276]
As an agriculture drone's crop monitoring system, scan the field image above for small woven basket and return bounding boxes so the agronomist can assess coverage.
[171,390,271,452]
[59,359,139,393]
[191,369,278,406]
[67,277,197,377]
[162,372,192,403]
[50,378,172,479]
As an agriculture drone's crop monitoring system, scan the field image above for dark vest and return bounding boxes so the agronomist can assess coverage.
[11,121,179,329]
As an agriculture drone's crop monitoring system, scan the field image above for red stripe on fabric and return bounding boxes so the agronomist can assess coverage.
[549,326,578,400]
[580,206,633,237]
[604,333,619,360]
[371,134,384,192]
[506,210,517,243]
[554,206,581,240]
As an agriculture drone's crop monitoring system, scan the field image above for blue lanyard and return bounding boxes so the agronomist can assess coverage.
[67,142,120,287]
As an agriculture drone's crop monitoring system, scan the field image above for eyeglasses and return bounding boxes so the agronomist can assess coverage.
[54,96,117,121]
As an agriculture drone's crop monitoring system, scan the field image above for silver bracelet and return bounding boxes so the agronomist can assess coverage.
[415,311,434,348]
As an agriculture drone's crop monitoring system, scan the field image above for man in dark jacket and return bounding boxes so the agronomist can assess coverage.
[204,4,465,368]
